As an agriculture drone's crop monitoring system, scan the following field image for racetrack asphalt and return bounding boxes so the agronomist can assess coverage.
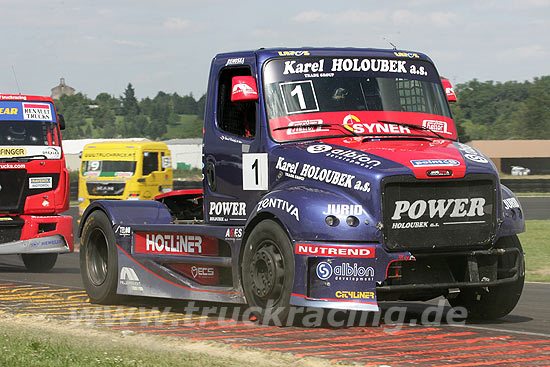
[0,197,549,365]
[1,252,549,365]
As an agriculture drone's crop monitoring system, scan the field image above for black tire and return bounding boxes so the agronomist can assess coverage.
[22,253,58,272]
[241,220,295,325]
[448,235,525,320]
[80,210,119,304]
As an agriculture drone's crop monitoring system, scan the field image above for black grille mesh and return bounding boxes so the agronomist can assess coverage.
[383,175,496,251]
[0,170,27,213]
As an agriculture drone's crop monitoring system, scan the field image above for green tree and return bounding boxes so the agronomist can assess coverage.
[103,121,118,138]
[146,118,167,139]
[196,94,206,119]
[55,93,92,139]
[92,107,115,130]
[120,114,149,137]
[139,97,153,117]
[516,76,550,139]
[452,78,537,141]
[95,92,120,112]
[174,93,197,114]
[120,83,140,116]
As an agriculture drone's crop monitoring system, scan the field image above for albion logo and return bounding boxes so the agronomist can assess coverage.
[391,198,486,220]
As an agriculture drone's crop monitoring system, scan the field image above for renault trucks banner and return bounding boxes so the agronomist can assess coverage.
[0,101,56,122]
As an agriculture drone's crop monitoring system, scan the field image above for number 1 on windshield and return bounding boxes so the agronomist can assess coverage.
[291,85,306,110]
[279,80,319,115]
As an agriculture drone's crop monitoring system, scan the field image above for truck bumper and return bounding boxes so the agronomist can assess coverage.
[292,240,523,310]
[376,247,524,300]
[0,214,74,254]
[0,234,71,255]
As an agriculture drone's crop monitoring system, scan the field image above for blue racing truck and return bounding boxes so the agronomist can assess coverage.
[79,48,525,322]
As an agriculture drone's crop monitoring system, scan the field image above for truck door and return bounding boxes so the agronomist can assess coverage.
[141,151,160,200]
[203,60,266,224]
[159,151,173,192]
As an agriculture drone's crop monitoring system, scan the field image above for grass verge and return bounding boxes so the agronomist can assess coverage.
[173,167,202,180]
[519,220,550,282]
[0,316,332,367]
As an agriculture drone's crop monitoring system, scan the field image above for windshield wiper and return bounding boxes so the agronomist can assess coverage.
[274,123,358,137]
[0,155,48,163]
[377,120,453,140]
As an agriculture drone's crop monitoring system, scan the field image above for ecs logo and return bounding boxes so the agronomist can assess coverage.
[191,266,215,278]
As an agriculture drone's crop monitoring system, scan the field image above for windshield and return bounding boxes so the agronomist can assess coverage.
[81,160,137,177]
[0,100,62,160]
[0,120,62,160]
[263,56,455,142]
[0,121,60,146]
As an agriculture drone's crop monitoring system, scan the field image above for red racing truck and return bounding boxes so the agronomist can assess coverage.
[0,94,73,272]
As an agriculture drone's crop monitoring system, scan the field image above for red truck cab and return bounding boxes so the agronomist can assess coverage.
[0,94,73,271]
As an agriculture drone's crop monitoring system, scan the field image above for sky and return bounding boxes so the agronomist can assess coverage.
[1,0,549,100]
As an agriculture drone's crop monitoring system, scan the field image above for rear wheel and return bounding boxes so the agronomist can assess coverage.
[22,253,58,272]
[447,235,525,320]
[80,210,119,304]
[241,220,294,325]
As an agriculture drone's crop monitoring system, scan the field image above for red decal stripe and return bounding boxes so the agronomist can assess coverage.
[23,103,49,109]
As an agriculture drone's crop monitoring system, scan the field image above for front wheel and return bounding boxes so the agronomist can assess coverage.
[241,220,295,325]
[447,235,525,320]
[80,210,119,304]
[22,253,58,272]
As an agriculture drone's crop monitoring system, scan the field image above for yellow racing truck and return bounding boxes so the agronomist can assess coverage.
[78,141,173,215]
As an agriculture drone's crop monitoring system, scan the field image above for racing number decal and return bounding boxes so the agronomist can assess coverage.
[89,161,101,171]
[290,85,307,109]
[279,80,319,115]
[242,153,268,190]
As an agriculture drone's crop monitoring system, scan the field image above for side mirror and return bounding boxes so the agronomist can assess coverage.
[58,113,66,130]
[441,78,457,103]
[231,76,258,102]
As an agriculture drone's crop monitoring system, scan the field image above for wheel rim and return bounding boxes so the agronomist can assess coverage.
[249,240,286,307]
[86,227,109,286]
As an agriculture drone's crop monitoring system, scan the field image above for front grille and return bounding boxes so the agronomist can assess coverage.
[86,182,126,196]
[0,170,27,213]
[382,174,496,251]
[0,217,24,242]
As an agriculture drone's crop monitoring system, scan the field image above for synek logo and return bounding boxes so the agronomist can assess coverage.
[316,262,333,280]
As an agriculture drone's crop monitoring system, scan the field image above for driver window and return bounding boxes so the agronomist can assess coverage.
[142,151,159,176]
[217,67,256,138]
